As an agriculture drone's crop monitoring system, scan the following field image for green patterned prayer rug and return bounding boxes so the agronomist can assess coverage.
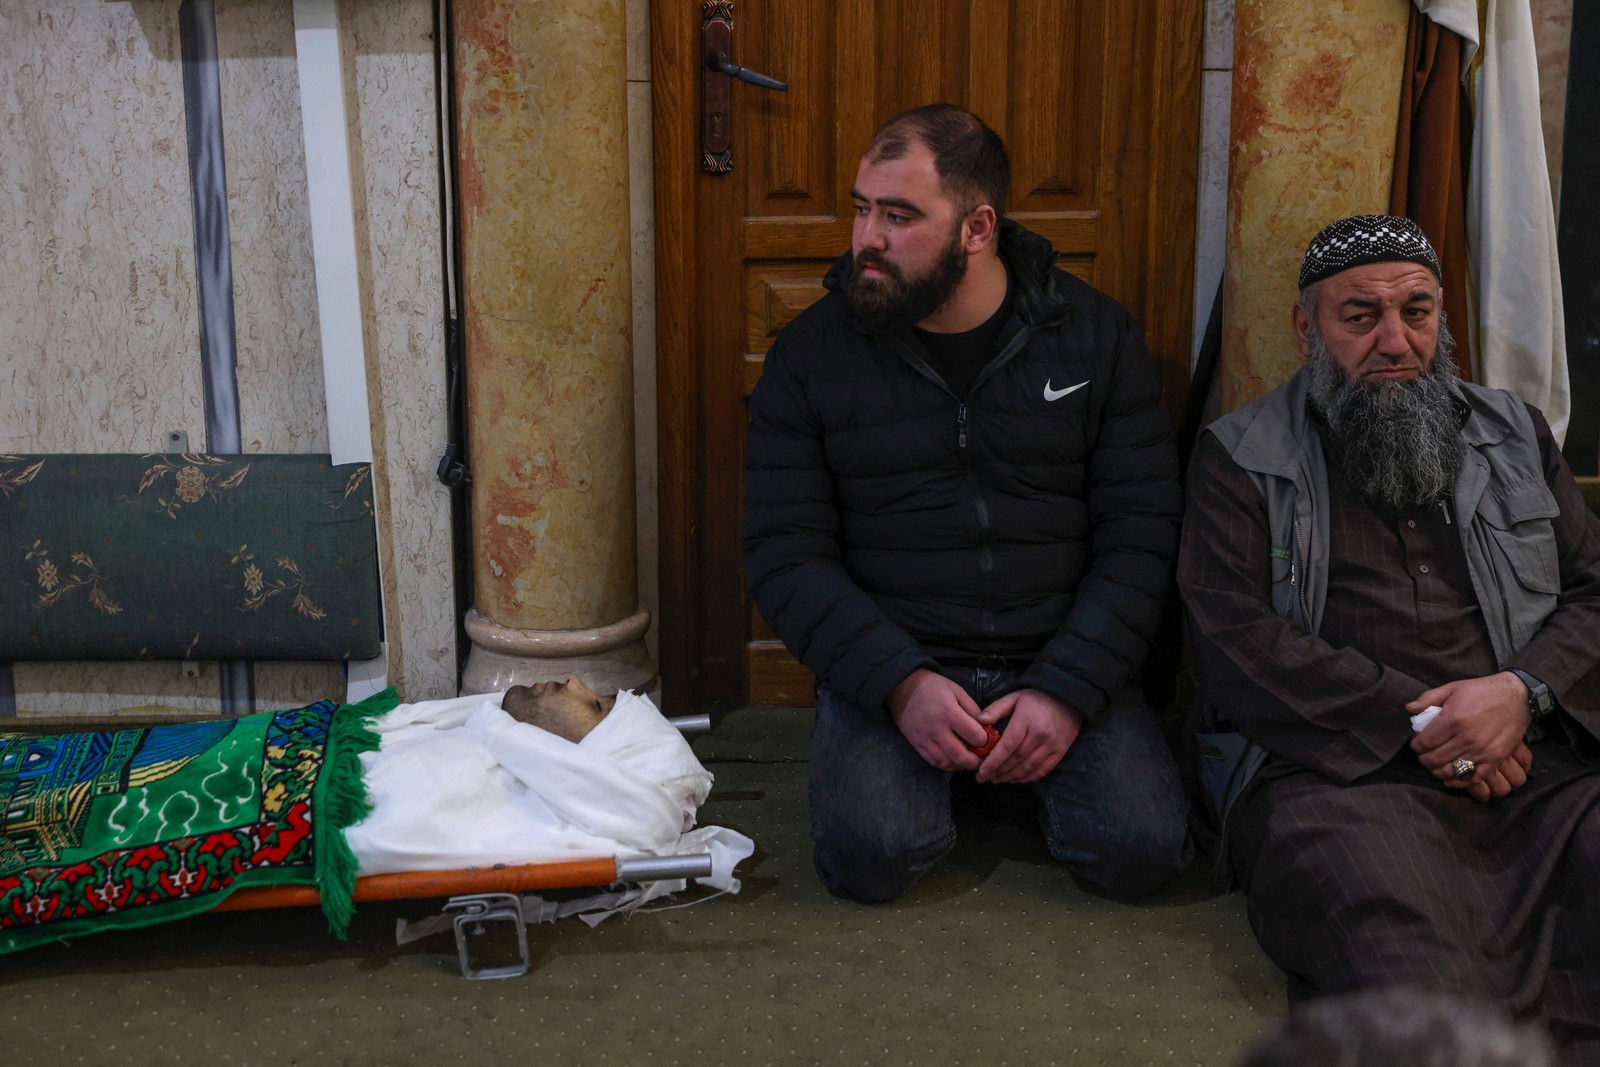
[0,689,397,954]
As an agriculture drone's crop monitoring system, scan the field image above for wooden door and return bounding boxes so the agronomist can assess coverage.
[653,0,1202,713]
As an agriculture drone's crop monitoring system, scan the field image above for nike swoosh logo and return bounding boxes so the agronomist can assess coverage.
[1043,379,1088,402]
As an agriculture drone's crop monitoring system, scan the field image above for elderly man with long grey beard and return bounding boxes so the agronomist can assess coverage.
[1179,215,1600,1059]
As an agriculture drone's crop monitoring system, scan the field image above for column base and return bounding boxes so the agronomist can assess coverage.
[460,606,656,696]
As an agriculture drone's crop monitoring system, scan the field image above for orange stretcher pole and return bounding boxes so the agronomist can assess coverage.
[212,858,621,912]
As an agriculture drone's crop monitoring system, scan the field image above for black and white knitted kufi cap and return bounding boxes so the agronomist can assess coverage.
[1298,214,1440,290]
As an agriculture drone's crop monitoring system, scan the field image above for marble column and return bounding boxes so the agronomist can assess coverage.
[453,0,653,695]
[1220,0,1413,411]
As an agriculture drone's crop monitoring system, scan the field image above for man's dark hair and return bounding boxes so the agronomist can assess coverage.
[865,103,1011,218]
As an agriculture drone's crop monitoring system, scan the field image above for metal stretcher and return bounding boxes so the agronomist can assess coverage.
[215,711,719,980]
[2,451,732,977]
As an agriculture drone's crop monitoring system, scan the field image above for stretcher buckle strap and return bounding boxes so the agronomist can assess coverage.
[444,892,530,980]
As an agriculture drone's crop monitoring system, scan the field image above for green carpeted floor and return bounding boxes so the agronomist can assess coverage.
[0,705,1285,1065]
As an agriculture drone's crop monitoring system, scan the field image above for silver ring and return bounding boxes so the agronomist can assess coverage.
[1450,756,1477,781]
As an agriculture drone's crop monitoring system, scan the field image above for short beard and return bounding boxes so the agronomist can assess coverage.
[1305,318,1465,513]
[845,223,968,332]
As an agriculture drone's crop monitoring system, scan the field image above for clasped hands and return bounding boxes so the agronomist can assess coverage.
[1407,671,1535,802]
[888,668,1079,784]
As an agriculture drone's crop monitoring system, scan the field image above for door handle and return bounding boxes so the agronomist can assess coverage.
[701,1,786,174]
[707,51,787,91]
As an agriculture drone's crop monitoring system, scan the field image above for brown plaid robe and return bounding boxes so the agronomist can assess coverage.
[1180,407,1600,1060]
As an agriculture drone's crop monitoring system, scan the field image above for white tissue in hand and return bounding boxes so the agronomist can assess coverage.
[1410,705,1444,732]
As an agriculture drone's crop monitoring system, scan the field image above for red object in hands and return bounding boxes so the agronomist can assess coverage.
[971,724,1001,759]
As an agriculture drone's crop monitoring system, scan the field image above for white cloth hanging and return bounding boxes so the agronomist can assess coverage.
[1414,0,1570,443]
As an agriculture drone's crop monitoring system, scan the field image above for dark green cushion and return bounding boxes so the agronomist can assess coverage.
[0,454,381,661]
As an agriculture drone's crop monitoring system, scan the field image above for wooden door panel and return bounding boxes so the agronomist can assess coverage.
[744,260,831,400]
[1001,4,1107,209]
[862,1,974,118]
[745,262,831,357]
[741,1,834,216]
[655,0,1201,712]
[745,220,853,258]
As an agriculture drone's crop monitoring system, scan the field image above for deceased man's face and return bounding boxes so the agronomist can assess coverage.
[502,676,617,743]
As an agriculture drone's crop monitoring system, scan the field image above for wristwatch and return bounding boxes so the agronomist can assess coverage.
[1508,668,1556,720]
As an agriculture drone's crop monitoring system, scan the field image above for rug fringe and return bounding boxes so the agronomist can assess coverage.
[315,687,397,938]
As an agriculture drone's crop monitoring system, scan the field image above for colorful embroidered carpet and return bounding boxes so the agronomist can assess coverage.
[0,689,396,954]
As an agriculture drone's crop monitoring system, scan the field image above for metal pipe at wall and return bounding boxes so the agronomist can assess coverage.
[179,0,253,715]
[179,0,242,453]
[433,0,474,684]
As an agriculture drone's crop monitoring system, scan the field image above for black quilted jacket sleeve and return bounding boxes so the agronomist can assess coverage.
[741,319,938,714]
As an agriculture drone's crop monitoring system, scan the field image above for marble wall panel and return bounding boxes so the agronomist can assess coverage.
[251,661,347,708]
[344,0,456,701]
[1193,0,1235,363]
[2,2,203,716]
[1204,0,1236,69]
[12,661,344,717]
[4,0,456,713]
[1221,0,1411,409]
[0,1,200,453]
[13,662,227,716]
[627,0,658,668]
[216,0,328,454]
[1193,69,1233,362]
[1532,0,1573,212]
[626,0,650,82]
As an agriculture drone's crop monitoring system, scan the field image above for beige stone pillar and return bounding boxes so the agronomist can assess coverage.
[453,0,653,695]
[1220,0,1413,411]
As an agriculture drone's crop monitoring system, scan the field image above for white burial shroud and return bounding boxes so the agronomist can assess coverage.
[345,689,740,878]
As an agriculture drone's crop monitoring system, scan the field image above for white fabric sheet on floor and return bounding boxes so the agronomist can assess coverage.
[345,689,749,892]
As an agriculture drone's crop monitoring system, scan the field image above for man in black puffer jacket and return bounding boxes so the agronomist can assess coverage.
[743,104,1187,902]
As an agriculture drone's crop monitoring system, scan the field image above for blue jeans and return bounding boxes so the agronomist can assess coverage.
[809,666,1189,902]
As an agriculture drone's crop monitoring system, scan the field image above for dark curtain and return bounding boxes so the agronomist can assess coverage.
[1391,8,1475,382]
[1560,0,1600,477]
